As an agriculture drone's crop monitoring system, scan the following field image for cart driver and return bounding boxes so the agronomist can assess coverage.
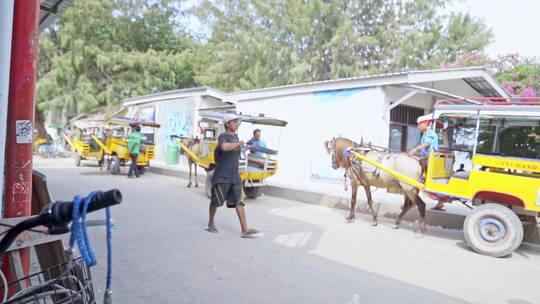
[409,115,445,210]
[408,115,439,158]
[247,128,267,158]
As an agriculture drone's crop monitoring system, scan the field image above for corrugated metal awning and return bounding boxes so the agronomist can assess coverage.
[463,77,502,98]
[40,0,73,31]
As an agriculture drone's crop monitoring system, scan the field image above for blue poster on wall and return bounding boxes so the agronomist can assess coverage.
[314,88,366,104]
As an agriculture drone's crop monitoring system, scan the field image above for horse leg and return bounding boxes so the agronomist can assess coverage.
[415,194,427,233]
[187,159,192,188]
[194,163,199,187]
[362,183,378,226]
[393,195,413,229]
[347,180,359,223]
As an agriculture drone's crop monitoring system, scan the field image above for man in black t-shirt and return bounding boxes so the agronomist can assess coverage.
[207,114,258,238]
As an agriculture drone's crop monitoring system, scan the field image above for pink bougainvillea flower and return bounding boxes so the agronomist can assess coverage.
[505,86,515,95]
[523,86,536,97]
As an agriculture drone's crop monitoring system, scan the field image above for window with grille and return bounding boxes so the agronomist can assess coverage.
[389,105,425,152]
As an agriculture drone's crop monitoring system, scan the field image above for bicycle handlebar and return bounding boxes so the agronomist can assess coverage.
[0,189,122,255]
[49,189,122,227]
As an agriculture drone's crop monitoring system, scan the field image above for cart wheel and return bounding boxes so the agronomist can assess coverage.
[464,203,523,257]
[205,171,213,199]
[137,166,146,175]
[75,154,81,167]
[244,186,262,199]
[108,155,120,175]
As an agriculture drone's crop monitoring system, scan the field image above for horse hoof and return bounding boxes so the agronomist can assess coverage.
[392,224,399,229]
[195,185,199,188]
[346,217,355,223]
[187,185,191,188]
[371,222,378,227]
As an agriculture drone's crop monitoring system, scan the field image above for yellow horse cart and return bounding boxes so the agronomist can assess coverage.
[173,111,287,199]
[90,117,160,175]
[63,120,105,167]
[350,98,539,257]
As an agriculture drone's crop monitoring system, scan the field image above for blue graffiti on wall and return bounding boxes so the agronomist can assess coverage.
[165,107,192,146]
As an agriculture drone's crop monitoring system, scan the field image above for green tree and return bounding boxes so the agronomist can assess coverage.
[37,0,200,122]
[194,0,493,91]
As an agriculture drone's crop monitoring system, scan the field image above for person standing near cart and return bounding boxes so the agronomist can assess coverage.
[207,114,258,238]
[127,125,142,178]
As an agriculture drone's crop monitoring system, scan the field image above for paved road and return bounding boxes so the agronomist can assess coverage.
[34,158,540,304]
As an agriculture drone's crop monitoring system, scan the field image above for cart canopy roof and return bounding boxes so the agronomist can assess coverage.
[107,117,161,128]
[429,103,540,127]
[70,120,105,130]
[199,111,288,127]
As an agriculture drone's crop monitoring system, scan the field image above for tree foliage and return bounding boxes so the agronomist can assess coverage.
[193,0,493,91]
[38,0,499,120]
[37,0,200,120]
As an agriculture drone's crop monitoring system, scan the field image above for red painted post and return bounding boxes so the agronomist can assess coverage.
[3,0,40,284]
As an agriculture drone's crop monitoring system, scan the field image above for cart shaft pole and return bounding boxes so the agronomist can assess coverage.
[351,151,425,189]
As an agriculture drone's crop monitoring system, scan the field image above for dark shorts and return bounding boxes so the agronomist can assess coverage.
[210,182,245,208]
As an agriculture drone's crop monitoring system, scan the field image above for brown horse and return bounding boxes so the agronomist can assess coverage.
[180,138,203,188]
[324,137,427,232]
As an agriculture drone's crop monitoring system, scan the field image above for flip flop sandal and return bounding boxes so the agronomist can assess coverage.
[246,229,259,235]
[431,207,446,211]
[206,226,218,233]
[241,233,256,238]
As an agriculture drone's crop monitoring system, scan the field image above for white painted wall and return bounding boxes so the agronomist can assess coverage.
[236,86,388,188]
[237,93,314,186]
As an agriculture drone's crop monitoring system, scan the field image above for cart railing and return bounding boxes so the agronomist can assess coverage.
[90,135,109,154]
[62,134,76,151]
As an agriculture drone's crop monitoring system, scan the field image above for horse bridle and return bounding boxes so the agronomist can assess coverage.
[324,139,339,169]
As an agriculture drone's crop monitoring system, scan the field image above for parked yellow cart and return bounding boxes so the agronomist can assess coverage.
[350,98,539,257]
[63,120,105,167]
[173,111,287,199]
[91,117,160,175]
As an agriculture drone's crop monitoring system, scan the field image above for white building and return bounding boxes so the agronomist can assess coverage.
[226,67,507,189]
[122,67,507,192]
[121,87,227,161]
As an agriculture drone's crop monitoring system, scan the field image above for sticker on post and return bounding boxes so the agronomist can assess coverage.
[15,120,32,144]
